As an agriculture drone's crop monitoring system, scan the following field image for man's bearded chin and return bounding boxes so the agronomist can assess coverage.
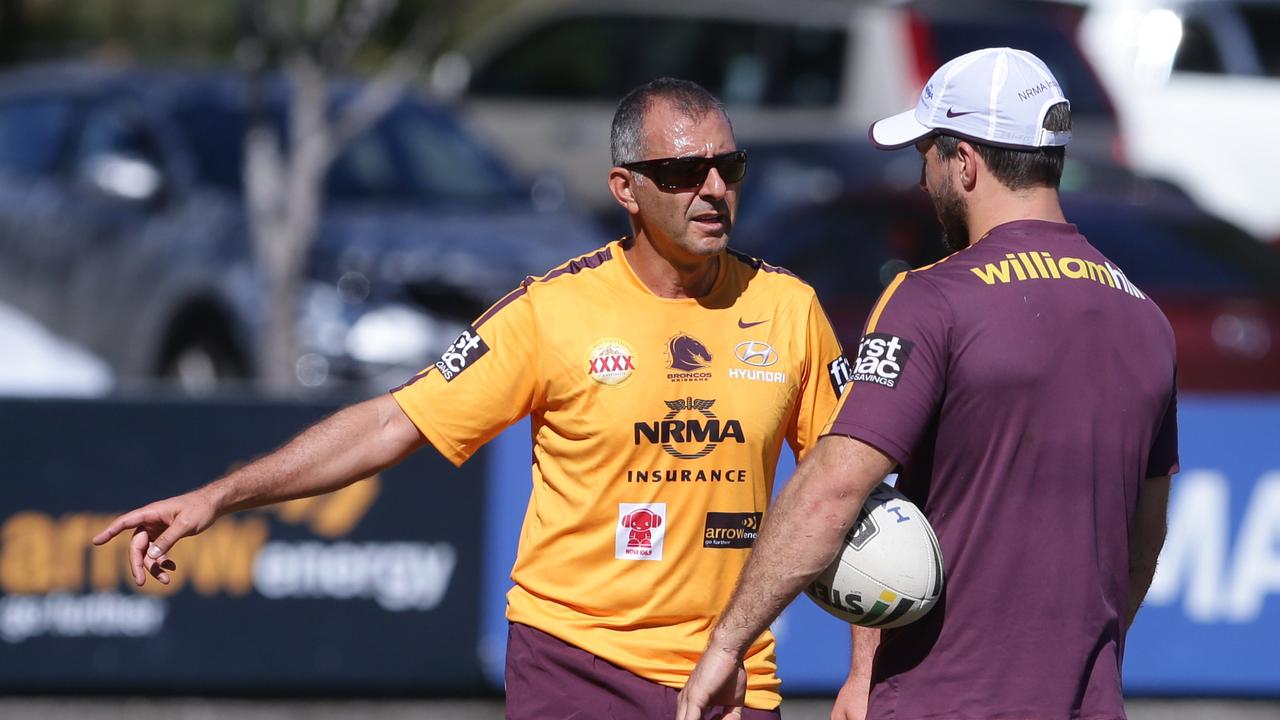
[932,175,971,252]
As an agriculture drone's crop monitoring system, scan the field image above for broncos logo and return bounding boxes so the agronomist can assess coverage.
[667,333,713,372]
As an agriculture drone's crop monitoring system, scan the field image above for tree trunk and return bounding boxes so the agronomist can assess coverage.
[238,0,445,395]
[262,234,302,392]
[245,50,331,395]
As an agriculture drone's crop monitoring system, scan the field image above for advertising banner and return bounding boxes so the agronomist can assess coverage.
[0,398,487,694]
[1123,396,1280,694]
[482,397,1280,696]
[7,395,1274,695]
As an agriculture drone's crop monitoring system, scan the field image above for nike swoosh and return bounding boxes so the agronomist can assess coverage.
[946,108,978,118]
[738,318,769,329]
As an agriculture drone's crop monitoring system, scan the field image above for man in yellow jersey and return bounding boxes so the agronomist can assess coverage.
[93,78,851,718]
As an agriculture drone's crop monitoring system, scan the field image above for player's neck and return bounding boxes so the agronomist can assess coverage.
[624,234,721,299]
[966,186,1067,246]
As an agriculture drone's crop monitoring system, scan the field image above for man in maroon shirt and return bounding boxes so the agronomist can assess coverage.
[678,48,1178,720]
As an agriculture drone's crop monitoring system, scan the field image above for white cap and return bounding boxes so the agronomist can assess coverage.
[870,47,1071,150]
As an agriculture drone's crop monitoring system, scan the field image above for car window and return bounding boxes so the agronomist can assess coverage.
[74,102,163,169]
[926,16,1112,118]
[327,125,401,200]
[0,97,73,177]
[170,95,248,191]
[470,16,621,99]
[382,103,524,203]
[776,27,846,107]
[1240,5,1280,77]
[173,92,521,203]
[734,194,944,302]
[1172,15,1225,74]
[1067,200,1280,294]
[470,14,845,108]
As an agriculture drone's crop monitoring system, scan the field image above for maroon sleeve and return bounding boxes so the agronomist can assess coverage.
[826,273,951,465]
[1147,380,1180,477]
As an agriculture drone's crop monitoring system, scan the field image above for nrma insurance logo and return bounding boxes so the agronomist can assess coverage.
[633,398,744,460]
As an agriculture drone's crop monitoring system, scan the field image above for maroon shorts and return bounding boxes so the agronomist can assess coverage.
[504,622,783,720]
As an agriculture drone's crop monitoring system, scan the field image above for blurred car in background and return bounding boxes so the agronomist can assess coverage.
[732,140,1280,392]
[0,63,601,394]
[1067,0,1280,242]
[431,0,1123,213]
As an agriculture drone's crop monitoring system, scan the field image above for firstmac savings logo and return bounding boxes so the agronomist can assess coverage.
[666,333,713,381]
[617,503,666,560]
[828,355,853,397]
[634,398,745,460]
[852,333,914,389]
[586,338,635,386]
[435,327,489,382]
[703,512,763,549]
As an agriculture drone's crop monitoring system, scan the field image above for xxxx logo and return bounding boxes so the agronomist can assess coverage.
[587,338,636,386]
[590,354,635,373]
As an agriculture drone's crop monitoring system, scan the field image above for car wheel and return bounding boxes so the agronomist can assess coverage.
[159,331,248,395]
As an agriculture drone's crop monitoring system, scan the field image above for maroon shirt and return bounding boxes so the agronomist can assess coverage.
[828,220,1179,719]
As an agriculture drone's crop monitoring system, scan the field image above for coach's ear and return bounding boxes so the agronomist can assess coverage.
[609,166,641,216]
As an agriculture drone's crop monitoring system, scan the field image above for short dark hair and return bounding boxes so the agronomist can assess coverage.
[611,78,729,166]
[934,102,1072,190]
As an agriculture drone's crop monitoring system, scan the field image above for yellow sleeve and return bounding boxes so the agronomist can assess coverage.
[787,291,850,460]
[391,286,541,466]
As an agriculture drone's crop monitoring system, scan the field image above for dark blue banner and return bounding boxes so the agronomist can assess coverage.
[0,398,487,694]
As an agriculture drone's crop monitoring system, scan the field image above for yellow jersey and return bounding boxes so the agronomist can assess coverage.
[393,239,847,709]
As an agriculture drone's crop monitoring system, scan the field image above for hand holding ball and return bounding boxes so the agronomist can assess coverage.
[804,482,944,628]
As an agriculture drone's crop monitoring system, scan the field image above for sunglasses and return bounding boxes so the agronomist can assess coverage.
[621,150,748,190]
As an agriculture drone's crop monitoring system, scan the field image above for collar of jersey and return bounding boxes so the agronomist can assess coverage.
[615,239,730,304]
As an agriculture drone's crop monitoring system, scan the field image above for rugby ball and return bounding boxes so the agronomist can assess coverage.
[803,482,944,629]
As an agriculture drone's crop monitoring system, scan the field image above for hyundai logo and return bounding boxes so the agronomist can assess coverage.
[734,341,778,367]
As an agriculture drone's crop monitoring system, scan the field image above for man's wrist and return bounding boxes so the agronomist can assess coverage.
[707,627,749,663]
[845,671,872,689]
[197,482,231,516]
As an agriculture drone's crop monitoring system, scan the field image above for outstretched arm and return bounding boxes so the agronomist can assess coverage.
[1127,474,1171,627]
[677,435,894,719]
[92,393,425,585]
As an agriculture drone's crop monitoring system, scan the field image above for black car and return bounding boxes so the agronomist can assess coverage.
[0,63,601,394]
